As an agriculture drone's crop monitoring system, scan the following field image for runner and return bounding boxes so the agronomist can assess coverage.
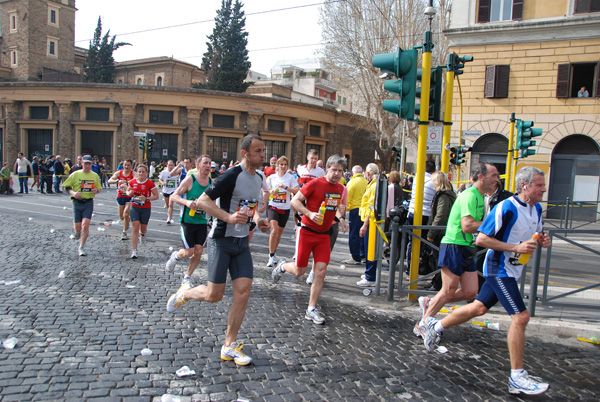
[165,155,212,285]
[107,159,136,240]
[62,155,102,257]
[158,160,180,224]
[265,156,299,267]
[166,134,269,366]
[271,155,348,325]
[125,164,159,259]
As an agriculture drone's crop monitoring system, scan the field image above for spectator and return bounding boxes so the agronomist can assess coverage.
[357,163,380,287]
[577,86,589,98]
[210,161,220,179]
[71,156,83,172]
[342,165,368,265]
[13,152,32,194]
[1,162,11,194]
[263,156,277,177]
[53,155,65,193]
[385,170,404,230]
[30,156,40,192]
[39,157,50,194]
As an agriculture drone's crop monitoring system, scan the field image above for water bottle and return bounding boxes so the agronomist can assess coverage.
[234,201,248,231]
[517,232,539,265]
[317,201,326,225]
[2,337,18,349]
[189,199,197,217]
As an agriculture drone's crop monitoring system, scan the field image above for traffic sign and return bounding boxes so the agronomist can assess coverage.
[145,129,155,135]
[134,131,147,137]
[427,126,442,154]
[462,130,482,137]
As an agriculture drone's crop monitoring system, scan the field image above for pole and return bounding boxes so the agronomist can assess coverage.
[387,216,399,301]
[408,31,433,301]
[441,58,455,174]
[527,245,542,317]
[506,113,515,191]
[400,120,407,173]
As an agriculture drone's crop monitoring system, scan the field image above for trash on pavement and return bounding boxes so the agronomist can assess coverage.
[176,366,196,377]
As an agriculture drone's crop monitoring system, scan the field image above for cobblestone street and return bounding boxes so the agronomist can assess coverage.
[0,193,599,401]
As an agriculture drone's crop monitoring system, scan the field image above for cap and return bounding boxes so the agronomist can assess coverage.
[211,162,217,168]
[270,156,278,162]
[82,155,93,163]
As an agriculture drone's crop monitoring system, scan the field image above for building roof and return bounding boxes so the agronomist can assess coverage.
[115,57,201,70]
[271,58,324,74]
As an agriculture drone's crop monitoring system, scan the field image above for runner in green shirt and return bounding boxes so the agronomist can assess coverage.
[63,155,102,256]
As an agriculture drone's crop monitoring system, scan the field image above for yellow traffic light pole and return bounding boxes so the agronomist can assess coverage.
[440,68,454,174]
[408,33,433,300]
[506,113,516,192]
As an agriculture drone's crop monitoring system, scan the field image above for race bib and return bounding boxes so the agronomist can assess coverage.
[166,180,177,188]
[81,180,95,192]
[324,193,341,211]
[132,196,145,206]
[273,190,287,203]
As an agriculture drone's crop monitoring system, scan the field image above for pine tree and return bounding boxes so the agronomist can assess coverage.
[83,17,130,83]
[198,0,251,92]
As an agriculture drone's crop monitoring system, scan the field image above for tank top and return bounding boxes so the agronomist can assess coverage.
[181,174,211,225]
[117,170,134,198]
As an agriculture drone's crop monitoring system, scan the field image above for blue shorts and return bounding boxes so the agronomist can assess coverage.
[438,243,477,276]
[130,206,151,225]
[476,276,526,315]
[206,236,253,284]
[72,199,93,223]
[117,196,132,206]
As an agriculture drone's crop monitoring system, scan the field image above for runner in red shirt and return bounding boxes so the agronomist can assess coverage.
[271,155,349,325]
[107,159,136,240]
[125,164,159,259]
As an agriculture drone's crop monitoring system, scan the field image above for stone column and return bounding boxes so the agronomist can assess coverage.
[119,104,136,162]
[246,113,263,135]
[292,118,308,168]
[186,107,203,157]
[56,102,73,158]
[3,102,19,160]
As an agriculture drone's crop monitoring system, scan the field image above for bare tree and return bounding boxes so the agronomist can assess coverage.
[319,0,452,171]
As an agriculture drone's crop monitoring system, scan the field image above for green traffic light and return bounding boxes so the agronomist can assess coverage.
[373,48,418,120]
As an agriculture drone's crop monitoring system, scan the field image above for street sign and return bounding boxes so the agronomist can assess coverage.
[427,126,442,154]
[162,149,168,156]
[145,129,155,135]
[463,130,482,137]
[134,131,147,137]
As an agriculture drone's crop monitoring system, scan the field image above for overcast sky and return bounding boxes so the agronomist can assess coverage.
[74,0,325,77]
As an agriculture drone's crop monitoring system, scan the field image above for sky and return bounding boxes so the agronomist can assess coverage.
[74,0,325,77]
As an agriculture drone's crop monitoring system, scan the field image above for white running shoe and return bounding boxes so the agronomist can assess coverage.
[272,258,286,284]
[220,342,252,365]
[166,251,178,272]
[266,255,278,267]
[508,370,549,395]
[120,231,128,240]
[305,307,325,324]
[306,270,315,285]
[418,296,431,319]
[131,249,138,259]
[70,232,81,240]
[356,278,375,287]
[78,246,86,257]
[423,317,439,352]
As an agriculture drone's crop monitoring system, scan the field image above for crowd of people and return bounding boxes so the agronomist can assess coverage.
[3,144,551,395]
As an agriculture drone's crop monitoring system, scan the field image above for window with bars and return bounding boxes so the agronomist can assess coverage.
[263,140,286,161]
[30,106,49,120]
[149,110,174,124]
[213,114,235,128]
[86,108,110,122]
[477,0,523,23]
[309,124,322,137]
[267,119,286,132]
[306,144,322,158]
[484,65,510,98]
[207,136,238,163]
[575,0,600,13]
[556,62,599,98]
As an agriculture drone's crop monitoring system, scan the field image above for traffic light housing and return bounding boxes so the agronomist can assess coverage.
[139,137,146,150]
[429,66,443,122]
[147,138,155,151]
[373,48,418,120]
[516,120,542,158]
[449,53,474,76]
[449,146,472,165]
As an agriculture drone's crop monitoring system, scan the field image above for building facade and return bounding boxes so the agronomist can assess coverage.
[446,0,600,220]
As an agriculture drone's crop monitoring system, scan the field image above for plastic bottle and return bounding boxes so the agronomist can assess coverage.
[517,233,539,265]
[188,201,197,217]
[471,320,500,330]
[577,336,600,345]
[317,201,326,225]
[234,202,248,231]
[2,337,18,349]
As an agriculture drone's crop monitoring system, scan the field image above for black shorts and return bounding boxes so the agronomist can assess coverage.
[267,206,290,228]
[116,196,132,206]
[206,236,253,284]
[180,222,208,249]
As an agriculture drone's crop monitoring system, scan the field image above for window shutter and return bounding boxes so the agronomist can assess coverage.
[595,62,600,97]
[484,65,496,98]
[556,64,571,98]
[495,65,510,98]
[575,0,591,13]
[512,0,524,20]
[478,0,491,23]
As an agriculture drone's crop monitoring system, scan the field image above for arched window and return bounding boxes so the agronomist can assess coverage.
[137,78,142,85]
[157,76,163,86]
[117,79,123,85]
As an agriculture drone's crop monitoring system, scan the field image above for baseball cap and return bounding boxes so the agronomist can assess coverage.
[270,156,278,162]
[211,162,217,168]
[82,155,93,163]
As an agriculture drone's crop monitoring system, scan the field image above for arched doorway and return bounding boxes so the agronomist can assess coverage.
[548,134,600,221]
[471,133,509,186]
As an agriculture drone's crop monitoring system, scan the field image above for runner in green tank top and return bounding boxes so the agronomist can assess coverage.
[166,155,212,285]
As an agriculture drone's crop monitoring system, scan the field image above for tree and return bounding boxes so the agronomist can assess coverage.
[83,17,130,83]
[197,0,251,92]
[319,0,452,171]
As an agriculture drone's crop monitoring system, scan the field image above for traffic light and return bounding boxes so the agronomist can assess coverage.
[147,138,155,151]
[372,47,418,120]
[429,66,443,122]
[139,137,146,150]
[516,120,542,158]
[449,53,474,76]
[449,146,472,165]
